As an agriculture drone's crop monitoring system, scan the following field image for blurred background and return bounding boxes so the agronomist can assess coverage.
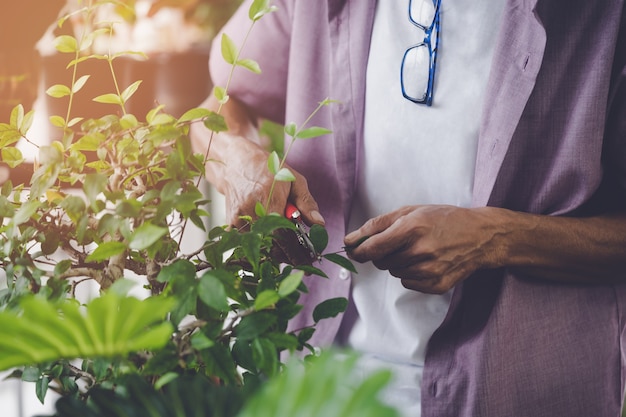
[0,0,239,414]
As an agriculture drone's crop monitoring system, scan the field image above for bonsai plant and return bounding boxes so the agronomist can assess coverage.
[0,0,399,416]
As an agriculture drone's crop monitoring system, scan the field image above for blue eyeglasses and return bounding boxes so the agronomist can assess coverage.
[400,0,441,106]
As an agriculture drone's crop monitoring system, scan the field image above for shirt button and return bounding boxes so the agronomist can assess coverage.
[338,268,350,280]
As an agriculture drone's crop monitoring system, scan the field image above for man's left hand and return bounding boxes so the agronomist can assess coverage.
[344,205,504,294]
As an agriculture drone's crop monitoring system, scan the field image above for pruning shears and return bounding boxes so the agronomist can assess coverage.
[285,202,319,261]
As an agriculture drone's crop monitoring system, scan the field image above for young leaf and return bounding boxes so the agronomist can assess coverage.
[308,224,329,253]
[178,107,212,124]
[284,122,297,137]
[10,104,24,128]
[46,84,72,98]
[1,147,24,168]
[53,35,78,53]
[296,126,332,139]
[72,75,90,93]
[83,173,107,206]
[267,151,281,175]
[221,33,238,65]
[93,93,123,105]
[248,0,277,21]
[203,111,228,133]
[49,115,66,128]
[274,167,296,182]
[237,58,261,74]
[255,201,267,217]
[213,86,229,104]
[121,80,142,102]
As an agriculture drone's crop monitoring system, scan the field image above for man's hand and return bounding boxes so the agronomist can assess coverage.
[344,205,504,294]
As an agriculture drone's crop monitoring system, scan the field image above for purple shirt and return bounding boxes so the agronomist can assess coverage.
[209,0,626,415]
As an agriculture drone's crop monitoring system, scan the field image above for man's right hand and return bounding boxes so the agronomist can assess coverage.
[190,96,325,229]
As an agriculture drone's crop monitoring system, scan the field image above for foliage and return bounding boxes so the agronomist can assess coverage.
[0,0,378,415]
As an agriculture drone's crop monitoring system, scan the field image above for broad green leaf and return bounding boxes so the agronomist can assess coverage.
[71,133,103,151]
[198,273,230,312]
[19,109,34,134]
[251,214,295,235]
[128,222,169,250]
[67,117,83,128]
[0,293,175,372]
[267,151,281,175]
[93,93,123,105]
[237,350,399,417]
[221,33,238,65]
[278,270,304,298]
[274,167,295,182]
[85,241,127,262]
[121,80,142,102]
[237,58,261,74]
[46,84,72,98]
[313,297,348,323]
[12,199,39,225]
[1,147,24,168]
[120,114,138,129]
[191,332,215,350]
[296,126,332,139]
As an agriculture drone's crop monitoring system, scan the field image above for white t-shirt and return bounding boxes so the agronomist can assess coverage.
[346,1,505,416]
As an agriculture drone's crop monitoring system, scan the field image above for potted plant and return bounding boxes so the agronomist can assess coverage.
[0,1,399,416]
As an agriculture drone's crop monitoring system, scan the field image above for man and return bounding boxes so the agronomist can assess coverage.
[190,0,626,415]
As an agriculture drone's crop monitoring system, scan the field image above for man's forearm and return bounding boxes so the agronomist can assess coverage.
[494,208,626,284]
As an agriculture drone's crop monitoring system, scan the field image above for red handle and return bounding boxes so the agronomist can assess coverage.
[285,202,301,220]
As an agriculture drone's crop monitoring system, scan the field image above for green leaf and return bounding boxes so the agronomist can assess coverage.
[213,86,229,104]
[274,167,296,182]
[296,126,332,139]
[254,290,280,311]
[284,122,297,137]
[251,215,295,235]
[236,313,277,341]
[86,241,127,262]
[323,253,357,273]
[49,115,66,128]
[83,173,107,207]
[267,151,281,175]
[278,270,304,298]
[128,223,169,251]
[178,107,212,124]
[46,84,72,98]
[254,201,267,217]
[72,75,90,93]
[93,93,123,105]
[121,80,142,102]
[203,111,228,133]
[54,35,78,53]
[198,273,230,312]
[157,259,196,283]
[248,0,277,21]
[308,224,329,253]
[312,297,348,323]
[36,375,49,404]
[191,332,215,350]
[237,58,261,74]
[10,104,24,128]
[221,33,238,65]
[0,294,175,372]
[1,147,24,168]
